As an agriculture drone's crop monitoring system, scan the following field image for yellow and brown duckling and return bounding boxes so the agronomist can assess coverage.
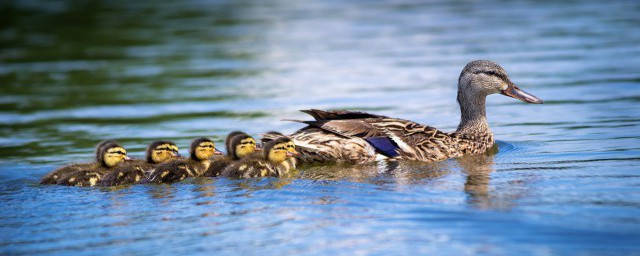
[260,131,297,170]
[221,137,298,179]
[145,137,222,183]
[203,132,258,177]
[100,140,180,186]
[41,140,131,186]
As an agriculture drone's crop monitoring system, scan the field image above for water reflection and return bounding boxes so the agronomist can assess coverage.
[458,146,498,209]
[301,160,452,185]
[298,145,509,210]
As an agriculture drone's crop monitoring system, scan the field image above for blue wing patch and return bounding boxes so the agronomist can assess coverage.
[365,137,400,157]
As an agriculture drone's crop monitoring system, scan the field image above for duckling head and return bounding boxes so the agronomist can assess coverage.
[264,137,298,165]
[95,140,118,164]
[190,137,222,161]
[147,140,180,164]
[99,143,129,168]
[458,60,543,104]
[229,134,257,159]
[224,131,248,155]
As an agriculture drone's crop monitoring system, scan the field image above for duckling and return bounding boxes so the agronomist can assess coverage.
[41,141,130,186]
[41,140,117,185]
[260,131,298,169]
[221,137,298,179]
[100,140,180,186]
[203,132,258,177]
[145,137,222,183]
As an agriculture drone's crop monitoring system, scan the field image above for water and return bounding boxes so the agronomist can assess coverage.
[1,0,640,254]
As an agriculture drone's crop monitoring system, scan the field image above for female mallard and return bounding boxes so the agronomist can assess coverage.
[203,132,258,177]
[100,140,180,186]
[41,140,131,186]
[284,60,543,164]
[145,137,222,183]
[221,137,298,178]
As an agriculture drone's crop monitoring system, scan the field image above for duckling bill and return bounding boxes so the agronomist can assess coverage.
[145,137,221,183]
[100,140,180,186]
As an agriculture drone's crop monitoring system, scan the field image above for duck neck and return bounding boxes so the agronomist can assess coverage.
[455,92,491,136]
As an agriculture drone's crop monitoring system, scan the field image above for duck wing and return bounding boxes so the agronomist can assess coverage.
[300,109,387,120]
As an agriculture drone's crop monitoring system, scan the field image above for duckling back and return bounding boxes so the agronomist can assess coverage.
[41,163,91,185]
[100,160,150,186]
[145,158,208,183]
[203,155,233,177]
[221,157,280,179]
[55,166,108,186]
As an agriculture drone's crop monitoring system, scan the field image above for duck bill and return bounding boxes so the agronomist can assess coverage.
[124,156,133,161]
[214,150,224,155]
[500,84,543,104]
[173,152,182,158]
[287,150,300,157]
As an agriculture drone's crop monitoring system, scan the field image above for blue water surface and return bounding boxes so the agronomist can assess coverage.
[1,0,640,255]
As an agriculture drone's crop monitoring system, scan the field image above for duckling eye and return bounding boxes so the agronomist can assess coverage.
[109,150,126,155]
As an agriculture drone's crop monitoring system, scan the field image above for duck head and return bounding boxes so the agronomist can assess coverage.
[458,60,543,104]
[263,137,298,165]
[147,140,180,164]
[229,134,257,159]
[190,137,222,161]
[97,141,130,168]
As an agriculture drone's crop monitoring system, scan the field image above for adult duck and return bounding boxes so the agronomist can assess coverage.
[285,60,543,164]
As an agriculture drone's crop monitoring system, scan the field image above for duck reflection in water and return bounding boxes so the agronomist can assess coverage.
[457,144,499,209]
[300,143,520,210]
